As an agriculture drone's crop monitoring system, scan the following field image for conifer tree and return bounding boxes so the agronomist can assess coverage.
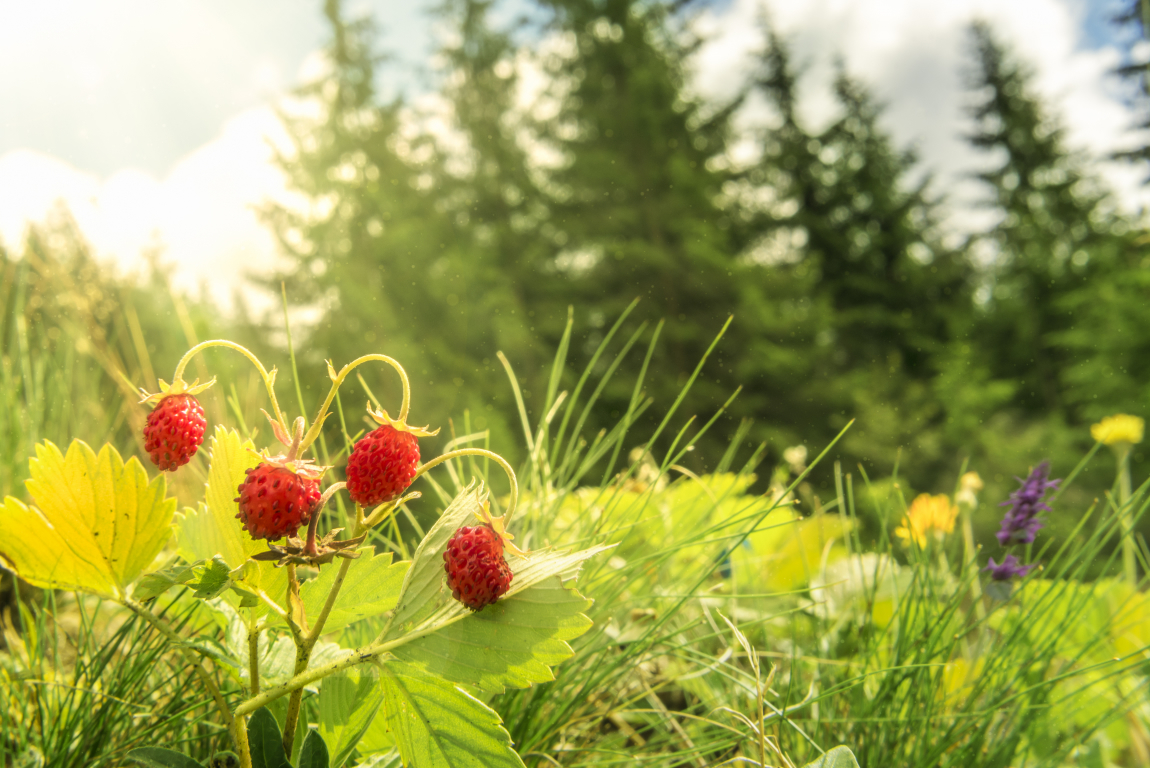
[264,0,541,447]
[1109,0,1150,172]
[965,22,1124,419]
[745,29,969,478]
[527,0,755,463]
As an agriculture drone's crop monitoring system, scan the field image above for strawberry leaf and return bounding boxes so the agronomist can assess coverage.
[802,746,861,768]
[292,548,408,635]
[124,747,205,768]
[0,440,176,599]
[297,730,330,768]
[247,707,289,768]
[132,561,199,601]
[176,427,288,618]
[370,661,526,768]
[362,482,608,697]
[379,482,609,640]
[391,576,592,693]
[316,668,382,768]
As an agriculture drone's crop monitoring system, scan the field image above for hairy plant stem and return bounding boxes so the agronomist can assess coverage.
[281,645,310,756]
[235,607,472,718]
[303,505,323,557]
[170,339,288,432]
[121,598,236,744]
[247,619,260,698]
[281,507,363,754]
[232,715,253,768]
[282,563,306,755]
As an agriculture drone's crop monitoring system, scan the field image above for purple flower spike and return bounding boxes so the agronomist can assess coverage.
[985,554,1037,582]
[996,461,1060,546]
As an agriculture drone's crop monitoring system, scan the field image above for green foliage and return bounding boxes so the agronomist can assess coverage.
[255,2,1150,564]
[247,708,290,768]
[373,662,526,768]
[1,594,231,766]
[8,2,1150,767]
[125,747,207,768]
[0,440,177,599]
[316,669,383,767]
[391,576,592,694]
[298,730,330,768]
[297,548,406,634]
[176,427,288,618]
[803,747,861,768]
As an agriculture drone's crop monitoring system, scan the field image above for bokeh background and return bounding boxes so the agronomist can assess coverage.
[2,0,1149,554]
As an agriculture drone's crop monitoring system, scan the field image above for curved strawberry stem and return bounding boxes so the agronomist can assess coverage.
[171,339,289,434]
[298,354,412,454]
[304,482,347,556]
[413,448,519,526]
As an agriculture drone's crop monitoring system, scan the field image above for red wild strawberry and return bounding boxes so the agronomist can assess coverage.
[144,394,207,471]
[346,406,438,508]
[443,524,513,611]
[235,462,323,541]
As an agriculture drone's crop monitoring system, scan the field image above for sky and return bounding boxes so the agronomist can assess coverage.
[0,0,1144,310]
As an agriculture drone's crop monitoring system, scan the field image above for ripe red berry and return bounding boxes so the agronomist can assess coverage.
[235,463,322,541]
[346,424,421,507]
[143,394,206,471]
[443,524,513,611]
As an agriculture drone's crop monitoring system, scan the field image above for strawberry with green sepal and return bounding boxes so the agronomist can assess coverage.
[139,377,216,471]
[444,524,513,611]
[236,415,329,542]
[443,501,526,611]
[346,405,439,508]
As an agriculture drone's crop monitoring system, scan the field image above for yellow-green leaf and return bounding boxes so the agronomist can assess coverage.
[176,426,287,616]
[0,440,177,599]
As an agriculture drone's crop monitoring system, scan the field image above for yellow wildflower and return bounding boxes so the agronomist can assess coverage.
[895,493,958,547]
[1091,414,1145,447]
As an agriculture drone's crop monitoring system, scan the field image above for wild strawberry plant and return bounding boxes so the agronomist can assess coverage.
[0,339,607,768]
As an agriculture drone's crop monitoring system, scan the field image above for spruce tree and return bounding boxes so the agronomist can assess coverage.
[264,0,542,450]
[745,29,969,480]
[1109,0,1150,172]
[527,0,754,466]
[965,22,1124,419]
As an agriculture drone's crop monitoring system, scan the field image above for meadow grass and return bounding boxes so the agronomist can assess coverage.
[1,281,1149,766]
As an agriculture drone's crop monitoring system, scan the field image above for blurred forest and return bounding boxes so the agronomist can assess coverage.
[4,0,1150,553]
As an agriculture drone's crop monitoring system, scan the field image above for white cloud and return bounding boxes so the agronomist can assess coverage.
[0,107,293,313]
[693,0,1150,232]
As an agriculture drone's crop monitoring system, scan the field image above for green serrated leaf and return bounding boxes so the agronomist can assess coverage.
[298,729,330,768]
[380,482,608,642]
[802,746,860,768]
[317,667,383,768]
[374,661,527,768]
[393,577,592,693]
[124,746,205,768]
[189,555,233,599]
[247,707,290,768]
[0,440,177,599]
[176,427,288,617]
[295,548,408,634]
[384,482,487,634]
[233,586,261,608]
[133,561,200,601]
